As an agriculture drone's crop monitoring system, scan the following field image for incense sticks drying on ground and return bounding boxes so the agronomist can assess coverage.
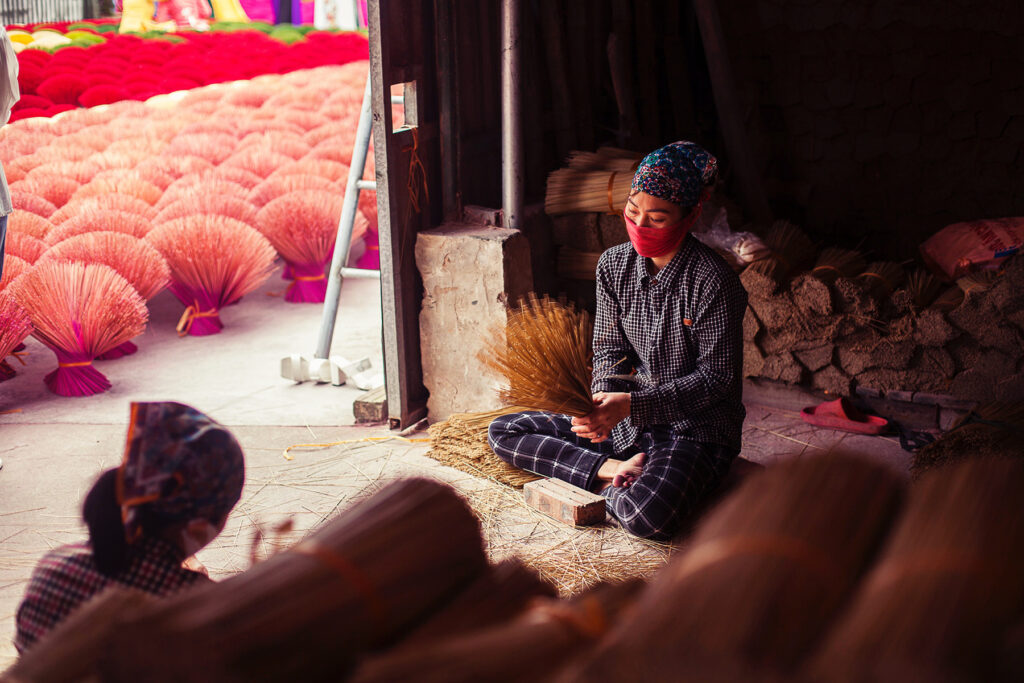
[8,261,148,396]
[805,457,1024,682]
[562,453,905,681]
[146,215,277,337]
[0,292,32,383]
[40,232,171,359]
[480,295,594,417]
[425,408,541,488]
[255,190,347,303]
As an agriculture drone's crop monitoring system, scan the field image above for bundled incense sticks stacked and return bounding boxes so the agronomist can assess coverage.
[544,147,643,215]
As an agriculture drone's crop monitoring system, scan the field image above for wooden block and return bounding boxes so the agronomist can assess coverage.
[523,478,606,527]
[353,385,387,423]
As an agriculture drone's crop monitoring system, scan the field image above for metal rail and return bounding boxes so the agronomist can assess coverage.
[500,0,522,230]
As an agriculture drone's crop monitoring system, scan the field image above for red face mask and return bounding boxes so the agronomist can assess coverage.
[623,203,703,258]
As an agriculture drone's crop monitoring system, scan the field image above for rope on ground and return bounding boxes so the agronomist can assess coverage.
[283,436,431,460]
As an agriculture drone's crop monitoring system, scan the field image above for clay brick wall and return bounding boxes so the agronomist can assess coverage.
[717,0,1024,260]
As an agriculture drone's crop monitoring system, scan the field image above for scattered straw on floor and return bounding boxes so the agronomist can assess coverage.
[425,409,541,488]
[460,482,675,596]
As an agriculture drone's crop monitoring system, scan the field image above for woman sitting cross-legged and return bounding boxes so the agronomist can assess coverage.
[489,141,748,542]
[14,401,245,653]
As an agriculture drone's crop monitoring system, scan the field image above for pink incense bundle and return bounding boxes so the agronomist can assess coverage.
[50,195,158,226]
[273,110,330,133]
[41,233,171,359]
[7,211,55,240]
[221,148,295,180]
[164,133,238,166]
[0,255,30,292]
[157,178,250,210]
[11,176,80,208]
[88,150,150,173]
[11,188,58,219]
[2,162,26,184]
[256,190,344,303]
[136,155,215,181]
[27,160,102,185]
[265,90,329,113]
[4,155,45,182]
[146,215,276,336]
[47,209,152,247]
[70,177,163,207]
[304,122,349,147]
[237,133,311,160]
[6,232,47,263]
[34,145,96,164]
[237,120,305,139]
[222,85,278,109]
[177,119,236,137]
[274,159,350,185]
[155,194,259,230]
[0,291,33,382]
[211,166,264,191]
[131,164,177,191]
[247,174,337,209]
[105,138,167,158]
[306,136,356,166]
[8,261,147,396]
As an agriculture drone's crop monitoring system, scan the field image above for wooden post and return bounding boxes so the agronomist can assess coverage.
[368,0,436,429]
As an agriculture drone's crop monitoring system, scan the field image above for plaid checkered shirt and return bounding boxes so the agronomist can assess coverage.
[14,536,208,653]
[592,234,748,453]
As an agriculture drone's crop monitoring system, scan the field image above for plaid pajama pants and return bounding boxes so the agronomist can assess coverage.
[488,411,736,541]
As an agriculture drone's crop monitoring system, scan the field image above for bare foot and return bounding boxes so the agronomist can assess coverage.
[612,452,646,488]
[182,555,209,577]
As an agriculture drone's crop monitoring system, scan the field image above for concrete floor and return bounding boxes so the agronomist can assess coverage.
[0,264,915,668]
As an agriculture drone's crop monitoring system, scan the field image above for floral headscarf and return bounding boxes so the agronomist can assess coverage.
[630,141,718,208]
[117,402,245,542]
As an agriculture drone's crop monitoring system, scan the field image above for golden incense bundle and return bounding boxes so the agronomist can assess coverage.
[480,294,594,417]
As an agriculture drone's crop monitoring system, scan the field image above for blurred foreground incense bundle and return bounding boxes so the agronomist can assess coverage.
[560,454,905,681]
[351,579,645,683]
[480,294,594,418]
[100,478,488,682]
[805,456,1024,683]
[373,558,556,649]
[3,587,154,683]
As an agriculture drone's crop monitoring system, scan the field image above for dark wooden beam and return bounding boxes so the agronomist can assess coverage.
[693,0,773,224]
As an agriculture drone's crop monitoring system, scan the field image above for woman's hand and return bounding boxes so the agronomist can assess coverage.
[570,392,631,443]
